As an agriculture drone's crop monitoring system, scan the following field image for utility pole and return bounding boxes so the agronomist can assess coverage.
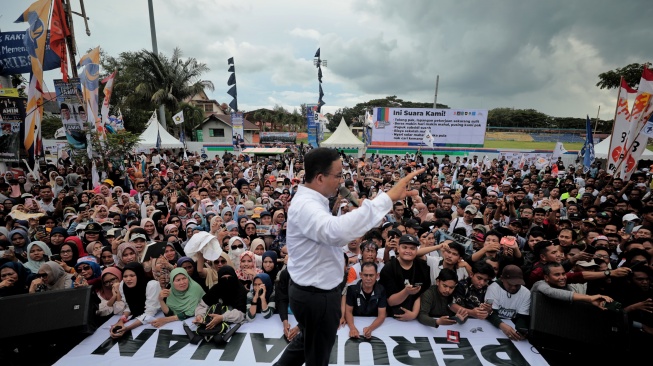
[148,0,167,129]
[63,0,78,77]
[433,75,439,109]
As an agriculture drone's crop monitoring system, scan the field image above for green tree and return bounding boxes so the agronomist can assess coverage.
[41,115,63,139]
[596,62,652,90]
[69,131,141,175]
[99,48,214,133]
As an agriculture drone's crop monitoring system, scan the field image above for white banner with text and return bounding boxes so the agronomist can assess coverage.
[55,315,548,365]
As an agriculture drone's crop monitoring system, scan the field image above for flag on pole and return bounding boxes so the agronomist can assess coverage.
[91,160,100,188]
[173,111,184,125]
[622,67,653,179]
[582,115,595,173]
[50,0,70,82]
[422,129,434,148]
[156,131,162,151]
[552,142,567,159]
[15,0,52,163]
[101,71,116,130]
[517,153,526,170]
[551,164,559,177]
[607,77,637,176]
[78,47,102,136]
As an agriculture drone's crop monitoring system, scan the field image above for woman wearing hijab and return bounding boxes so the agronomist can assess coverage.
[209,215,224,236]
[227,237,247,270]
[261,250,280,282]
[92,205,110,223]
[55,240,80,274]
[236,251,262,290]
[74,256,103,287]
[194,265,246,331]
[151,268,205,328]
[9,228,30,263]
[233,204,246,224]
[237,216,249,238]
[195,252,234,290]
[95,267,126,317]
[64,235,88,258]
[110,262,161,339]
[163,242,181,266]
[65,173,83,195]
[29,261,73,293]
[99,247,116,269]
[177,256,209,292]
[86,241,104,262]
[141,218,164,241]
[220,207,233,224]
[25,241,53,273]
[151,211,168,238]
[243,220,258,245]
[0,261,33,297]
[115,242,138,269]
[53,176,66,196]
[246,273,275,321]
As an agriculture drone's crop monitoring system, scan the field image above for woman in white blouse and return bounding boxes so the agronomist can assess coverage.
[110,262,161,338]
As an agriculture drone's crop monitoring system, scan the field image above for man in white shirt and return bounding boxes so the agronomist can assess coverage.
[275,147,423,366]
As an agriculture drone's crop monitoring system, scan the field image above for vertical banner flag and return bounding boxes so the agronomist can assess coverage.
[552,142,567,159]
[173,111,184,125]
[78,47,102,136]
[54,78,87,150]
[231,112,244,149]
[100,71,116,133]
[582,115,595,173]
[50,0,70,82]
[0,97,25,162]
[422,129,434,148]
[15,0,52,161]
[607,78,637,176]
[306,104,318,147]
[623,68,653,179]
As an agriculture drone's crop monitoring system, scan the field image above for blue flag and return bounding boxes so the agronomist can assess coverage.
[582,115,595,173]
[156,130,162,150]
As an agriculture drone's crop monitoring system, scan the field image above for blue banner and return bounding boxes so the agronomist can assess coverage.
[306,104,318,147]
[0,31,61,76]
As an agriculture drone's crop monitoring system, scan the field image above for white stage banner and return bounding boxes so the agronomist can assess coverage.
[55,315,548,365]
[371,108,487,147]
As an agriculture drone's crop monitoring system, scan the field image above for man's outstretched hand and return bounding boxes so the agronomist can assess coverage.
[387,168,425,202]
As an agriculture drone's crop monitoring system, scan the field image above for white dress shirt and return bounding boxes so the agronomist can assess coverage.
[287,185,392,290]
[119,280,161,324]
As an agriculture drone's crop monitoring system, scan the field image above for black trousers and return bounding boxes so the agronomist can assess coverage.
[274,283,341,366]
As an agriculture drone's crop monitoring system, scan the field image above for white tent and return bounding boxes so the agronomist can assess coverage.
[320,118,365,149]
[136,116,184,149]
[594,135,653,159]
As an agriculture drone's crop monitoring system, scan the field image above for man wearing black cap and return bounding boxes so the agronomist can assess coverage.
[485,265,531,341]
[379,234,431,320]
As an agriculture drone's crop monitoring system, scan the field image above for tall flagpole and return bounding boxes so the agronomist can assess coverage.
[148,0,167,130]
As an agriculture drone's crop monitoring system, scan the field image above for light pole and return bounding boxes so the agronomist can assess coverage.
[148,0,167,130]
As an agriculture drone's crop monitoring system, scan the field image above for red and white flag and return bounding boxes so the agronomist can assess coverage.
[607,77,638,176]
[623,68,653,179]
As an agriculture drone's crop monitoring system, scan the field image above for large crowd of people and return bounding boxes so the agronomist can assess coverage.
[1,144,652,363]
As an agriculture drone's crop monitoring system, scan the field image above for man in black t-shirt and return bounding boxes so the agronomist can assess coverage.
[379,234,431,320]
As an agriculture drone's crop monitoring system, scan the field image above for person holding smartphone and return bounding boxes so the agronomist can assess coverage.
[246,273,275,321]
[418,268,469,328]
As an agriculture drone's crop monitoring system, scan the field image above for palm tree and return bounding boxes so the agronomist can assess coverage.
[121,48,214,127]
[178,102,205,141]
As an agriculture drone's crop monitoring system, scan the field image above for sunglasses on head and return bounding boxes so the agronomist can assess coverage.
[231,244,244,250]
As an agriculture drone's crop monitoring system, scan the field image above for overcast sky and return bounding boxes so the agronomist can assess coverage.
[3,0,652,119]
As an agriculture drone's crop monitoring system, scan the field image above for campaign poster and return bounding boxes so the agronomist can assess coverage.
[0,31,60,76]
[306,104,318,147]
[371,107,488,147]
[0,96,25,162]
[231,112,244,149]
[54,78,88,150]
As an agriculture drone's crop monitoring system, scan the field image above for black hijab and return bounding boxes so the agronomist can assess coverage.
[202,265,247,313]
[121,262,149,318]
[0,261,32,297]
[61,242,79,268]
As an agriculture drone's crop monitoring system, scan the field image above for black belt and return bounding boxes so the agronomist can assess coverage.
[291,281,338,293]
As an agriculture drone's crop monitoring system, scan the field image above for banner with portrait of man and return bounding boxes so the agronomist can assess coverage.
[0,96,25,162]
[54,78,88,150]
